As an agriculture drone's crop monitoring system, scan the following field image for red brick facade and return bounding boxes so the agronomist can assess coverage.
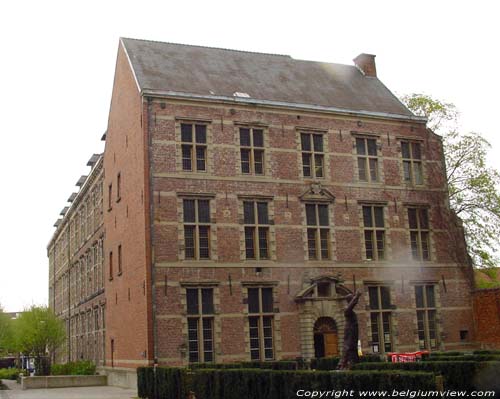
[473,289,500,349]
[50,39,478,373]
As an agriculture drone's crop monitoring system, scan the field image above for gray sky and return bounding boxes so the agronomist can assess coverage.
[1,0,498,312]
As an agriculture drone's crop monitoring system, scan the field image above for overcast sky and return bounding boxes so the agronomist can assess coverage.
[0,0,498,312]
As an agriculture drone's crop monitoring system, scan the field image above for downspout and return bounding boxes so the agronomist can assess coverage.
[146,96,158,364]
[67,225,71,362]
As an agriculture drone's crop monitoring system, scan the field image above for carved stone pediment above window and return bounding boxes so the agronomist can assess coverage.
[299,183,335,203]
[295,275,351,302]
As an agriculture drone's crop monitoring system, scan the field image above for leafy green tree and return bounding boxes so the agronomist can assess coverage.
[401,94,500,267]
[14,306,65,375]
[0,305,13,355]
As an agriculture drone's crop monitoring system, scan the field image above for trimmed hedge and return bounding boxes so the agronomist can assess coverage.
[50,361,96,376]
[0,368,22,380]
[189,360,298,370]
[425,354,500,362]
[138,367,436,399]
[353,361,500,392]
[311,354,383,370]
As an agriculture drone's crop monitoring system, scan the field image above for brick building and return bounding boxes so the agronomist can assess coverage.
[49,38,476,384]
[48,154,105,365]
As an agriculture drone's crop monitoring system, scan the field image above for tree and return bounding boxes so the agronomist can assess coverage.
[401,94,500,267]
[14,306,65,375]
[0,305,13,356]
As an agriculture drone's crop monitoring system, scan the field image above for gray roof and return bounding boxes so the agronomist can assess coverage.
[121,38,415,119]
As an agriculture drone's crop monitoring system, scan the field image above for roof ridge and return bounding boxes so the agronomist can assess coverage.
[121,37,292,59]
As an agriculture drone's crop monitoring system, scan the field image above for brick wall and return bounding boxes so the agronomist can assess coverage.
[473,289,500,348]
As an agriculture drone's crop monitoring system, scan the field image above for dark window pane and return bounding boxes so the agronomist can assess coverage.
[258,227,269,259]
[314,154,324,177]
[374,207,384,227]
[381,287,391,309]
[421,232,430,260]
[307,229,317,259]
[182,145,192,171]
[367,139,377,156]
[320,229,329,259]
[241,149,251,174]
[245,227,255,259]
[401,142,410,159]
[410,231,419,259]
[419,209,429,229]
[302,153,311,177]
[257,202,269,224]
[248,288,259,313]
[313,134,323,152]
[240,128,251,146]
[415,286,424,308]
[244,202,255,224]
[195,125,206,143]
[365,231,374,260]
[201,288,214,314]
[198,226,210,259]
[376,231,385,260]
[369,287,379,309]
[184,199,196,223]
[254,150,264,175]
[403,161,411,182]
[187,289,199,314]
[414,162,423,185]
[369,158,378,181]
[356,138,366,155]
[358,158,367,181]
[408,208,418,229]
[301,133,311,151]
[181,124,193,142]
[306,204,317,226]
[198,200,210,223]
[262,288,273,312]
[184,226,195,259]
[253,129,264,147]
[317,282,331,297]
[318,205,329,226]
[412,142,421,159]
[196,147,206,171]
[363,206,373,227]
[426,285,435,307]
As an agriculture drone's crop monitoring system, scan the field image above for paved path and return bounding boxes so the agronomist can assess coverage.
[0,379,137,399]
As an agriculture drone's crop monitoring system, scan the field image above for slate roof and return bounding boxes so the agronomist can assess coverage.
[121,38,417,120]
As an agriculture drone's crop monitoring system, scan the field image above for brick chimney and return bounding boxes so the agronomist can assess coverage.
[353,53,377,77]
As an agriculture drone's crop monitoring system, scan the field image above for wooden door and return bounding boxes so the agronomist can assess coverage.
[324,332,338,356]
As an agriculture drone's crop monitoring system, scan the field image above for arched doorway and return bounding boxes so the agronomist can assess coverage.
[314,317,338,358]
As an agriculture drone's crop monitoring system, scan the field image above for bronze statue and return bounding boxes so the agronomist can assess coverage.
[338,291,362,370]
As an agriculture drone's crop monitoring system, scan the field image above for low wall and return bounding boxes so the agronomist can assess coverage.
[21,375,107,390]
[473,288,500,349]
[97,366,137,389]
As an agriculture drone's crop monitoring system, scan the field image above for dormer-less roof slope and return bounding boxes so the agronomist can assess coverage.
[121,38,417,120]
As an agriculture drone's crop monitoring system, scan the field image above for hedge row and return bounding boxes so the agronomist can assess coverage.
[137,367,436,399]
[430,350,500,357]
[425,355,500,362]
[353,361,500,392]
[0,368,22,380]
[50,361,96,376]
[189,360,299,370]
[311,354,383,370]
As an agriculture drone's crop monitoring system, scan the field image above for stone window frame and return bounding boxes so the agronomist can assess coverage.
[237,195,276,261]
[180,282,221,365]
[409,280,442,351]
[363,282,396,354]
[175,118,213,175]
[241,282,280,362]
[177,193,217,262]
[304,202,333,261]
[358,201,391,262]
[234,122,271,177]
[414,284,439,350]
[351,132,384,185]
[397,137,426,187]
[403,203,436,262]
[296,127,330,181]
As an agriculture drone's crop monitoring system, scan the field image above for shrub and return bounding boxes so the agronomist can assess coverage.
[473,350,500,355]
[138,367,437,399]
[50,361,96,376]
[353,361,500,392]
[0,368,22,380]
[310,356,339,370]
[425,355,500,362]
[188,361,298,370]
